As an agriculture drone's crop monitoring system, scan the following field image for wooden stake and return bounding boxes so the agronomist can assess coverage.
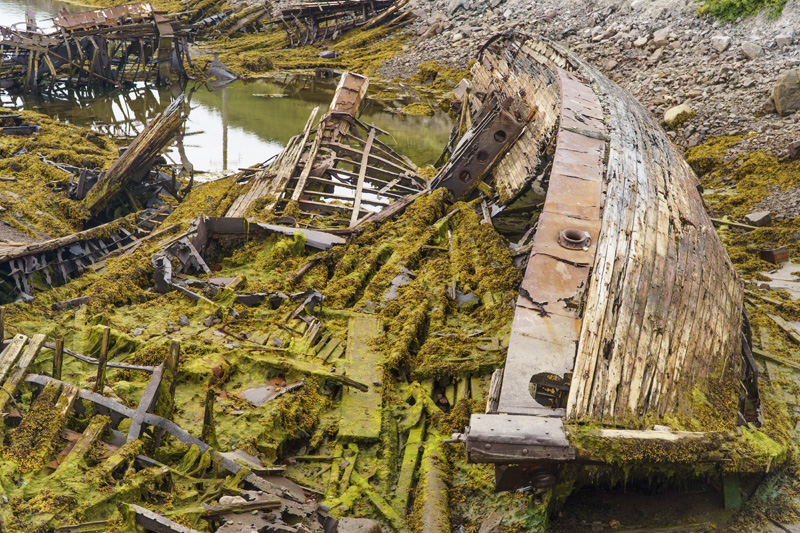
[94,326,110,394]
[53,333,64,380]
[0,306,5,342]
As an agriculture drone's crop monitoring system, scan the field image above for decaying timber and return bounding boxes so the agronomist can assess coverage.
[0,23,794,532]
[276,0,411,47]
[226,72,426,227]
[0,3,188,93]
[442,33,762,495]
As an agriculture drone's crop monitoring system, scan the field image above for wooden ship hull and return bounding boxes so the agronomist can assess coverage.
[440,34,763,492]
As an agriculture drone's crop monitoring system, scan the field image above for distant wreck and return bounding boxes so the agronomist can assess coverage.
[0,31,788,533]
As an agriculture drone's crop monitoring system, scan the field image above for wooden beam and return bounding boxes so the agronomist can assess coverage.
[126,503,202,533]
[93,326,110,394]
[350,128,376,228]
[291,109,325,202]
[127,362,165,441]
[0,333,43,412]
[0,334,27,386]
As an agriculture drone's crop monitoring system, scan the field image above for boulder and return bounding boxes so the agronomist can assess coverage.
[740,41,763,60]
[773,69,800,116]
[710,35,731,52]
[663,104,695,128]
[776,33,794,47]
[337,518,382,533]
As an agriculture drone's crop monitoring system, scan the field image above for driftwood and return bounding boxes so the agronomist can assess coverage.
[83,95,185,215]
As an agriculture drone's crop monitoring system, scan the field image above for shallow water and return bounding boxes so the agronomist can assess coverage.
[0,0,76,29]
[0,1,453,177]
[2,79,453,177]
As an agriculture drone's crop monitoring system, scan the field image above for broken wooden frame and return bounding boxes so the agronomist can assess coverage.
[278,0,402,47]
[225,72,426,228]
[446,34,762,490]
[0,219,136,302]
[0,3,188,94]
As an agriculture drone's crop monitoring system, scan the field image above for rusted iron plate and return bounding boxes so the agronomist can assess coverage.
[55,3,155,31]
[496,305,580,415]
[530,211,600,266]
[542,172,603,220]
[519,254,589,319]
[466,414,574,463]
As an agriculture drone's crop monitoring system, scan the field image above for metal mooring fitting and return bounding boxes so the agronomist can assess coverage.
[558,228,591,250]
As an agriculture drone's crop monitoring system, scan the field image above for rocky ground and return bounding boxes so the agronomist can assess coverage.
[380,0,800,156]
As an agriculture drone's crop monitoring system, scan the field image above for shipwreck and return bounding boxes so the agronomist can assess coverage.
[0,23,791,533]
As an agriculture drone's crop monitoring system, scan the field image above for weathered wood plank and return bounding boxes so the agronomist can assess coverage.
[338,316,384,441]
[0,333,43,412]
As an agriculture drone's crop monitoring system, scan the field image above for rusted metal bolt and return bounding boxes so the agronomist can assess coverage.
[558,228,591,250]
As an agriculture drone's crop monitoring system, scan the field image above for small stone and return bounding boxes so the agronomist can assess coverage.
[776,33,794,47]
[663,103,695,128]
[740,41,763,60]
[653,425,673,432]
[317,50,337,59]
[603,59,618,71]
[203,316,216,327]
[744,211,772,227]
[133,328,143,336]
[252,510,258,515]
[178,314,189,327]
[633,35,648,48]
[652,27,670,48]
[219,495,247,506]
[337,517,382,533]
[710,35,731,52]
[686,89,703,98]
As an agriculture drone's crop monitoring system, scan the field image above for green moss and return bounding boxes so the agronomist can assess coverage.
[697,0,788,20]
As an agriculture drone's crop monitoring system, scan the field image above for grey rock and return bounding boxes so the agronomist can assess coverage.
[203,316,216,327]
[337,517,382,533]
[448,0,468,14]
[773,68,800,116]
[710,35,731,52]
[219,495,247,506]
[740,41,763,60]
[178,314,189,327]
[776,33,794,47]
[652,27,670,47]
[318,50,337,59]
[133,328,144,336]
[744,211,772,227]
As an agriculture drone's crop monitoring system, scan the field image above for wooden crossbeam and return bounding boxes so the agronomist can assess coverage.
[350,128,376,227]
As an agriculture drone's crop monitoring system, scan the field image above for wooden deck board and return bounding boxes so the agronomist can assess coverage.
[338,316,383,441]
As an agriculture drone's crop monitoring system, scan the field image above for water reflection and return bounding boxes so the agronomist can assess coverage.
[0,78,452,177]
[0,0,76,29]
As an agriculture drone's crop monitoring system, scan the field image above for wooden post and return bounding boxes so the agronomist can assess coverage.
[154,340,181,420]
[0,306,5,342]
[53,333,63,380]
[94,326,110,394]
[201,380,220,449]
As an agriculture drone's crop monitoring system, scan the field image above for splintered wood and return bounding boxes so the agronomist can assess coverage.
[226,72,426,227]
[0,3,187,93]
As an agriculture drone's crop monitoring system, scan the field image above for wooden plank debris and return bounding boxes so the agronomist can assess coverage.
[338,316,384,441]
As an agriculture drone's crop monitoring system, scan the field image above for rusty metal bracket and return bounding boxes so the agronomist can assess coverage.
[430,94,524,201]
